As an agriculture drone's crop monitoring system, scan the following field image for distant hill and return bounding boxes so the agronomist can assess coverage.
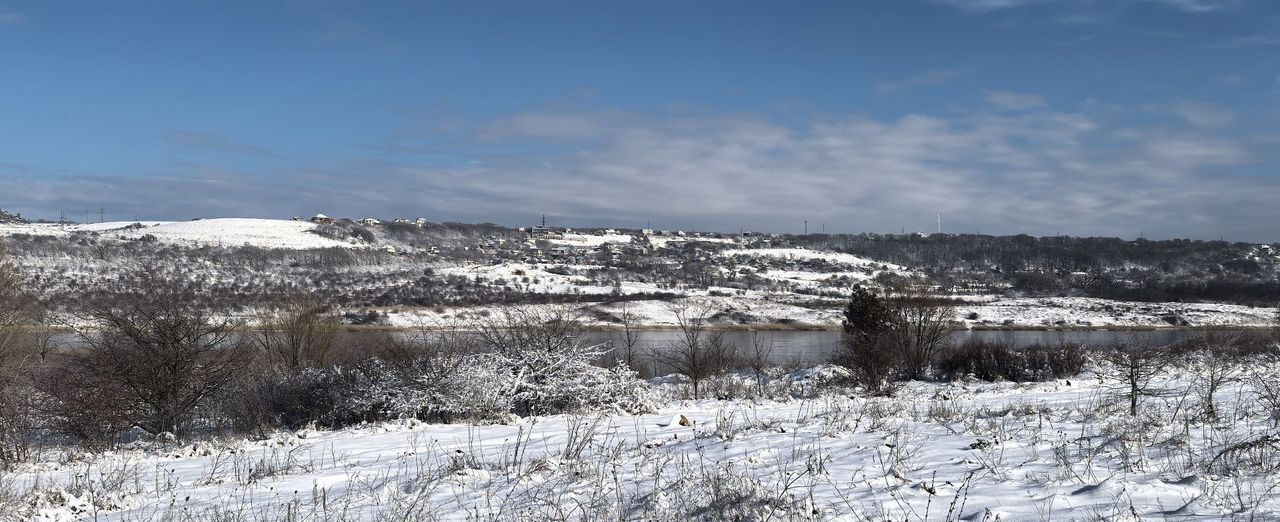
[0,208,28,225]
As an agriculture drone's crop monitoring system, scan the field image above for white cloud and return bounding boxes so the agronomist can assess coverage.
[1154,100,1236,128]
[3,95,1273,240]
[983,90,1047,110]
[875,69,964,94]
[940,0,1233,13]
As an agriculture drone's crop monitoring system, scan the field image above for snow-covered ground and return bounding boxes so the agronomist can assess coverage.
[958,297,1277,328]
[0,219,356,249]
[385,295,840,329]
[542,232,633,247]
[720,247,899,269]
[8,358,1280,520]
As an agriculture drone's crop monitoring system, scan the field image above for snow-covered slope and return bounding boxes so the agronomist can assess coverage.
[0,219,357,249]
[720,247,898,269]
[9,362,1280,520]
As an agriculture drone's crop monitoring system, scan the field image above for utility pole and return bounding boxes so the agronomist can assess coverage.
[937,214,941,234]
[803,220,808,235]
[99,207,105,223]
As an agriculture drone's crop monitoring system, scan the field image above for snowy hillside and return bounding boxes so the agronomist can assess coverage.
[0,218,358,249]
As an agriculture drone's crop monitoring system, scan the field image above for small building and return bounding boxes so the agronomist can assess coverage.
[359,218,379,226]
[529,224,561,239]
[311,214,336,225]
[415,218,429,227]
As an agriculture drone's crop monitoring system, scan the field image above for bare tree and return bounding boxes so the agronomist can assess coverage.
[1102,337,1175,416]
[0,242,43,466]
[888,288,955,379]
[0,242,39,376]
[744,330,775,395]
[654,299,733,399]
[79,271,251,437]
[476,306,586,358]
[613,301,644,374]
[1185,333,1242,421]
[256,293,341,368]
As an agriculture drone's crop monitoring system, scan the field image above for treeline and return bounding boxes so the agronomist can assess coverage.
[794,233,1280,305]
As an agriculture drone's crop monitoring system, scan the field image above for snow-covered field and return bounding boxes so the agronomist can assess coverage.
[958,297,1278,329]
[8,358,1280,520]
[720,247,898,269]
[384,295,841,329]
[0,219,356,249]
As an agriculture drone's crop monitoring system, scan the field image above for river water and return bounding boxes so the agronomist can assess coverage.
[51,328,1230,372]
[582,328,1213,369]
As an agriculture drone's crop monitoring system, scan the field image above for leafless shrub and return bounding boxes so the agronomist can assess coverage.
[75,270,252,437]
[837,284,956,392]
[35,350,134,449]
[612,301,644,374]
[935,340,1087,382]
[653,300,735,399]
[0,383,40,466]
[1207,435,1280,476]
[255,292,341,369]
[0,242,41,374]
[888,288,955,379]
[1182,333,1243,421]
[1100,338,1176,416]
[744,330,774,395]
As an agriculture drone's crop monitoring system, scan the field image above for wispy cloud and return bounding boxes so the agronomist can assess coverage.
[983,90,1047,110]
[1159,100,1236,128]
[1138,100,1237,129]
[4,94,1274,240]
[1145,0,1233,12]
[876,68,964,94]
[0,10,25,25]
[164,130,279,157]
[940,0,1234,12]
[935,0,1049,11]
[1204,35,1280,49]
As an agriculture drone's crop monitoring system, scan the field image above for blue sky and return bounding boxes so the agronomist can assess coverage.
[1,0,1278,240]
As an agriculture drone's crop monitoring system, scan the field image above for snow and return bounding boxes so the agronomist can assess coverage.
[720,247,900,269]
[0,219,357,249]
[958,296,1277,328]
[541,232,634,247]
[9,358,1280,520]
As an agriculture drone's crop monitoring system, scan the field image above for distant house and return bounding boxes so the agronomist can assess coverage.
[310,214,336,225]
[415,218,429,227]
[358,218,379,226]
[529,224,560,240]
[393,218,411,224]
